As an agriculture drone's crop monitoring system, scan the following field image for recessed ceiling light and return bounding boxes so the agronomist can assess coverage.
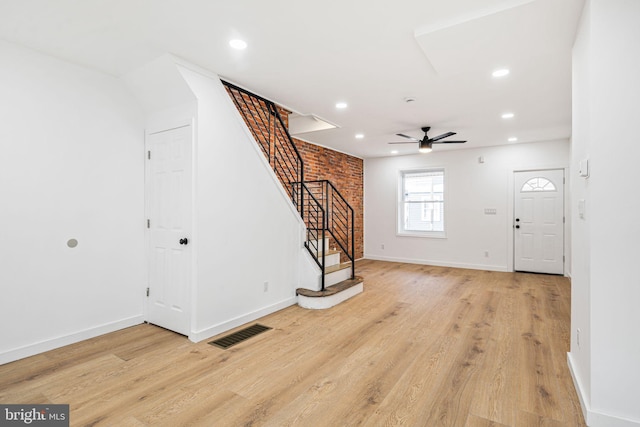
[501,112,515,119]
[355,133,364,139]
[508,137,518,142]
[335,102,348,109]
[492,68,510,78]
[391,150,399,154]
[229,39,247,50]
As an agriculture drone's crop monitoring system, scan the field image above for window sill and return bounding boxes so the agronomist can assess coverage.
[397,231,447,239]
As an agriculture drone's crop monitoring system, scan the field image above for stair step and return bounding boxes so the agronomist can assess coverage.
[325,261,351,274]
[324,261,352,287]
[311,249,340,257]
[296,276,364,310]
[307,237,330,251]
[296,276,363,297]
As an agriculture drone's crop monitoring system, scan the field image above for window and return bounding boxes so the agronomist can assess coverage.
[521,177,556,192]
[398,168,445,237]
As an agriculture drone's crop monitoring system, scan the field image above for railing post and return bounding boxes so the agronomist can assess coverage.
[321,218,326,291]
[324,181,330,232]
[300,169,305,220]
[268,104,272,165]
[351,205,355,280]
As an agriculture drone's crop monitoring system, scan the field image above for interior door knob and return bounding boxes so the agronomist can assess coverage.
[179,238,188,245]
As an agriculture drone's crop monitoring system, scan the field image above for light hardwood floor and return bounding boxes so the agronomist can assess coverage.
[0,260,586,426]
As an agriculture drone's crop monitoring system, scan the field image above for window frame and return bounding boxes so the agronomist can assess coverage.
[520,177,557,192]
[397,167,447,238]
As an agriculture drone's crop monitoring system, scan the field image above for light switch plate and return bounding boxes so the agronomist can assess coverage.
[579,159,589,177]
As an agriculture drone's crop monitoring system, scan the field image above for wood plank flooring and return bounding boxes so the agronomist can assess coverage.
[0,260,585,426]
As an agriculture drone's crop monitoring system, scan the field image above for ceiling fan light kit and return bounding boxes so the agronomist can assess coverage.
[418,140,432,153]
[389,126,466,153]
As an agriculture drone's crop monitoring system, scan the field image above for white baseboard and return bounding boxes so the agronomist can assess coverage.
[0,315,144,365]
[567,352,590,423]
[567,352,640,427]
[189,297,297,343]
[364,254,510,272]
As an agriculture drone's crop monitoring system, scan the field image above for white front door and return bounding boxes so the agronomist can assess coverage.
[514,169,564,275]
[146,125,192,335]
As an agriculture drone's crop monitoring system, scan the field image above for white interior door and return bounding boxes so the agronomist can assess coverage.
[514,169,564,275]
[146,125,192,335]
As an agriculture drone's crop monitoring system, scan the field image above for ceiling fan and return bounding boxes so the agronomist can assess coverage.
[389,126,466,153]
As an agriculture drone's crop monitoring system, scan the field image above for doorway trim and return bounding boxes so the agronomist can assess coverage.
[506,166,570,276]
[143,119,197,336]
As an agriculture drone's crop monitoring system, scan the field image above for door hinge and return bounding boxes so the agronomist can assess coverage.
[563,255,565,262]
[563,216,565,223]
[147,219,150,228]
[147,150,151,160]
[146,287,150,297]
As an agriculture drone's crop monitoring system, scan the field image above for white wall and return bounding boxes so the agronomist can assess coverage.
[0,47,314,364]
[569,0,593,418]
[569,1,640,425]
[124,57,313,343]
[365,140,570,272]
[0,41,145,364]
[176,65,306,341]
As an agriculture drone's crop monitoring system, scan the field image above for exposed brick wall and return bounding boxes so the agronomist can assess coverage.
[292,138,364,260]
[224,83,363,260]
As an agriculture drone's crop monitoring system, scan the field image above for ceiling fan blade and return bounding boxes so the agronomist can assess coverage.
[431,132,456,142]
[433,140,466,144]
[396,133,421,142]
[388,141,417,144]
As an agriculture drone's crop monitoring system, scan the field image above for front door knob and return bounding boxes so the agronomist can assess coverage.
[179,238,188,245]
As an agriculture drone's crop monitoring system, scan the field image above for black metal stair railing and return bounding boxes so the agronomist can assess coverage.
[222,80,355,290]
[304,180,356,280]
[222,81,302,207]
[299,184,327,288]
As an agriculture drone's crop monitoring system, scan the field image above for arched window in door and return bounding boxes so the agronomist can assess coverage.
[520,177,556,192]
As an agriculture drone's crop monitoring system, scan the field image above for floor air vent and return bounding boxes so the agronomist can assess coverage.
[208,324,272,349]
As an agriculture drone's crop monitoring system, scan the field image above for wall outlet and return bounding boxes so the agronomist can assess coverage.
[263,281,269,292]
[381,244,385,250]
[484,251,489,258]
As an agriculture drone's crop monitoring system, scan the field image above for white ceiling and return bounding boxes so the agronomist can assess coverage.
[0,0,584,158]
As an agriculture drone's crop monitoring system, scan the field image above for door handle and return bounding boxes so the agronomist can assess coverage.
[179,238,189,245]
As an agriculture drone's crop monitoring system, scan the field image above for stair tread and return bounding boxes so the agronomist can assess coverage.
[311,249,341,257]
[325,261,352,274]
[296,276,363,298]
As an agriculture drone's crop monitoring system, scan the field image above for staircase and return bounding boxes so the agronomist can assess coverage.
[296,236,363,309]
[222,80,362,309]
